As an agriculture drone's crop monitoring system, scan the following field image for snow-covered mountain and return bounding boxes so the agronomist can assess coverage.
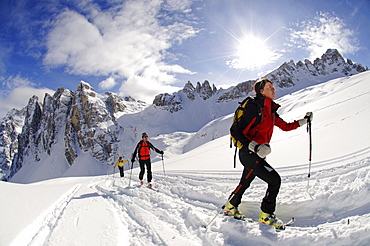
[153,49,367,113]
[265,48,367,96]
[0,83,148,181]
[1,70,369,246]
[0,49,367,182]
[0,108,25,180]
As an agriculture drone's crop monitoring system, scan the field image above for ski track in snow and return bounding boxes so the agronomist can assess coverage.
[10,184,82,246]
[7,156,370,245]
[86,155,370,245]
[8,156,370,246]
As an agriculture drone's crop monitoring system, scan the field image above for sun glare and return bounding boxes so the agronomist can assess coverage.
[227,35,281,70]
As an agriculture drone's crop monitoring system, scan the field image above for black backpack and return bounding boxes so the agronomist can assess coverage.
[230,97,262,167]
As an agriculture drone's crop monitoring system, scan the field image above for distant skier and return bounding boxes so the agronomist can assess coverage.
[114,156,128,178]
[225,78,313,229]
[131,132,164,187]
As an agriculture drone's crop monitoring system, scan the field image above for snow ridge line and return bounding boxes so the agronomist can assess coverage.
[10,184,82,246]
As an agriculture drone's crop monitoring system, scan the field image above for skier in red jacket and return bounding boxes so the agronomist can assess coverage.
[131,132,164,187]
[225,78,313,229]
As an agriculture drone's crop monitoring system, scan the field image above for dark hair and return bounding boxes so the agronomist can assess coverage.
[142,132,148,138]
[254,78,273,97]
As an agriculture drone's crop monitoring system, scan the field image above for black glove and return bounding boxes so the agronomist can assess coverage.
[131,159,135,163]
[159,150,164,155]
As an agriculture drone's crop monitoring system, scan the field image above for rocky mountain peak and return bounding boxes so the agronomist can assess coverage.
[320,48,344,65]
[153,49,367,113]
[0,108,26,180]
[195,80,216,100]
[153,80,218,112]
[0,81,143,180]
[77,81,95,92]
[104,92,127,114]
[183,81,195,100]
[265,48,366,92]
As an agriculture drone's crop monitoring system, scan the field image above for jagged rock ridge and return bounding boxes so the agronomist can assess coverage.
[0,82,144,181]
[154,49,367,112]
[153,80,217,112]
[0,108,26,180]
[266,49,366,90]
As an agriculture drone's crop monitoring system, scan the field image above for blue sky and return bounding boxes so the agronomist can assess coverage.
[0,0,369,116]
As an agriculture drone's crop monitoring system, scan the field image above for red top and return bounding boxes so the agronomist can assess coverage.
[139,141,151,160]
[242,97,299,145]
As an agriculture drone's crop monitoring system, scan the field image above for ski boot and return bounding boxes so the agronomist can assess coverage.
[224,202,244,219]
[140,180,144,185]
[148,182,153,187]
[259,211,285,230]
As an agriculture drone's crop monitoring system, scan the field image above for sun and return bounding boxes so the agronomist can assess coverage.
[227,35,281,70]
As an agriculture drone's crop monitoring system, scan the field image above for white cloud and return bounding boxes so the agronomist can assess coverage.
[43,0,198,102]
[289,12,360,60]
[0,86,54,117]
[163,0,193,11]
[0,74,55,117]
[99,76,117,90]
[1,74,35,90]
[119,75,180,103]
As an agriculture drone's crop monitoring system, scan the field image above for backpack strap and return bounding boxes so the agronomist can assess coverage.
[233,145,238,168]
[232,97,262,168]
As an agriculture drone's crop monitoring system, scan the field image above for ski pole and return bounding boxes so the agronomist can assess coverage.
[161,154,166,174]
[129,160,134,187]
[306,117,313,198]
[202,194,236,229]
[202,160,257,229]
[307,117,312,178]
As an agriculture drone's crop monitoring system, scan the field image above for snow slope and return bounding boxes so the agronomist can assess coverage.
[1,71,370,245]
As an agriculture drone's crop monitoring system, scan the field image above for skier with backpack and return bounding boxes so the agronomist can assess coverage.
[114,156,128,178]
[131,132,164,187]
[226,78,313,229]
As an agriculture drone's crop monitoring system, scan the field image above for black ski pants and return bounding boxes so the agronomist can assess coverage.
[139,159,152,182]
[118,166,124,178]
[230,148,281,214]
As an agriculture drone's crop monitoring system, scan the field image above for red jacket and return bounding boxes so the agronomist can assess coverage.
[139,141,151,160]
[132,140,162,161]
[236,96,299,146]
